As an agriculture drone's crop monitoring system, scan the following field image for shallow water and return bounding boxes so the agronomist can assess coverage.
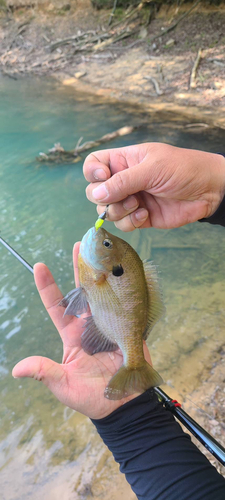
[0,77,225,499]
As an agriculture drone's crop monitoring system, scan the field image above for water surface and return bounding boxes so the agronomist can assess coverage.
[0,77,225,498]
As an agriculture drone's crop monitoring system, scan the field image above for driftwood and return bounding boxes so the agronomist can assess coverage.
[110,3,142,30]
[49,27,138,55]
[190,48,202,89]
[184,123,209,129]
[37,125,138,164]
[92,28,139,52]
[49,32,110,52]
[8,20,31,51]
[144,76,163,96]
[207,58,225,67]
[108,0,118,26]
[46,1,202,59]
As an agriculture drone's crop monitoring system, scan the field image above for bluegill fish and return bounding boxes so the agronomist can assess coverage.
[60,226,164,400]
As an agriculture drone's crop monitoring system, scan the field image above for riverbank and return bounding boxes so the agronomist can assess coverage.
[1,1,225,128]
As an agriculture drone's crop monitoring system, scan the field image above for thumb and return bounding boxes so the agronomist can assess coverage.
[87,163,148,205]
[12,356,65,391]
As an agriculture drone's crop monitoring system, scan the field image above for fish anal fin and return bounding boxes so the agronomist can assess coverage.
[143,260,165,340]
[59,287,88,317]
[81,316,118,355]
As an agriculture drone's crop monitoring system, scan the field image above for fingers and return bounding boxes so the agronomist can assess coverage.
[86,163,148,206]
[97,195,139,220]
[83,151,112,183]
[73,242,80,287]
[97,202,149,231]
[12,356,65,388]
[34,263,73,334]
[114,210,150,231]
[12,356,70,406]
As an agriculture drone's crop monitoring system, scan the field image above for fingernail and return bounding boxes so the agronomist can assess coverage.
[123,196,138,211]
[93,169,108,181]
[92,184,108,201]
[135,208,148,221]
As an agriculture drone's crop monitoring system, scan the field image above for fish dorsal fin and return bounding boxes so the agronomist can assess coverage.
[81,316,118,355]
[59,287,88,317]
[142,260,165,340]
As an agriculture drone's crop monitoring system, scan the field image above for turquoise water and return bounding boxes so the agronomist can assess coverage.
[0,77,225,499]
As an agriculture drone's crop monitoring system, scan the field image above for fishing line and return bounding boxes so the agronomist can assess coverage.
[167,381,221,424]
[0,235,225,466]
[154,387,225,466]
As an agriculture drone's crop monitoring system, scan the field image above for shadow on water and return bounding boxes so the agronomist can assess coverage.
[0,76,225,498]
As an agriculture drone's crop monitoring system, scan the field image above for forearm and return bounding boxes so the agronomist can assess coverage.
[92,390,225,500]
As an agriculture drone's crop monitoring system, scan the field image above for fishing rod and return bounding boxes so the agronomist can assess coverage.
[154,387,225,466]
[1,236,225,466]
[0,236,34,274]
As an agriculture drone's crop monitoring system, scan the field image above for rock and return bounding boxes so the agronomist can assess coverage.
[139,27,148,39]
[47,3,55,11]
[74,71,87,79]
[165,38,175,48]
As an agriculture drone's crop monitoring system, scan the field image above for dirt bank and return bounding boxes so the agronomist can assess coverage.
[0,1,225,128]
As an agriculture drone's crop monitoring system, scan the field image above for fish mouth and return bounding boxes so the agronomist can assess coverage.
[80,226,106,271]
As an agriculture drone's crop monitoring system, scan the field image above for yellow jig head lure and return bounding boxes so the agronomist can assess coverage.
[95,205,109,231]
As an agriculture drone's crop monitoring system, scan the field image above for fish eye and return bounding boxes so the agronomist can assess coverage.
[103,238,113,249]
[113,264,124,277]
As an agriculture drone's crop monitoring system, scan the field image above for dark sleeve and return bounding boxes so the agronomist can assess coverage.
[199,195,225,227]
[92,390,225,500]
[199,153,225,226]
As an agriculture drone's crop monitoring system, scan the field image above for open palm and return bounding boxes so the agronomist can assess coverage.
[12,242,150,419]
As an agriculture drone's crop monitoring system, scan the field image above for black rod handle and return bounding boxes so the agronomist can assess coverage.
[174,406,225,466]
[154,387,225,466]
[0,236,34,274]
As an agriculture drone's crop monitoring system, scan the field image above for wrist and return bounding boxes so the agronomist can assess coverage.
[91,388,157,426]
[205,152,225,218]
[92,391,145,420]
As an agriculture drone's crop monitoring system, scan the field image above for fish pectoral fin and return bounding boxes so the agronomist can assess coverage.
[59,287,88,317]
[81,316,118,355]
[105,361,163,400]
[142,260,165,340]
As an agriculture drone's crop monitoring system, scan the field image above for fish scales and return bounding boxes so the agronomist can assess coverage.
[60,226,164,400]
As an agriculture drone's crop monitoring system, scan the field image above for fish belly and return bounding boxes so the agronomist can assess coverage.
[88,274,148,367]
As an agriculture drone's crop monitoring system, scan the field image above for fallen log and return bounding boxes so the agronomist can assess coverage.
[189,48,202,89]
[37,125,139,164]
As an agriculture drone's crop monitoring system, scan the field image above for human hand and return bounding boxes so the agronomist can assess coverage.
[12,243,151,419]
[84,143,225,231]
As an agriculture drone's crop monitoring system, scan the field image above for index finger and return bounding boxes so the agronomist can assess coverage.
[73,241,80,287]
[34,263,73,335]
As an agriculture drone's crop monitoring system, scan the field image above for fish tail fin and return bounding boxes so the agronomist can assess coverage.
[104,361,163,400]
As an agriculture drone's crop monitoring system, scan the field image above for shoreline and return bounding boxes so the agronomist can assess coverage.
[60,70,225,130]
[1,2,225,130]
